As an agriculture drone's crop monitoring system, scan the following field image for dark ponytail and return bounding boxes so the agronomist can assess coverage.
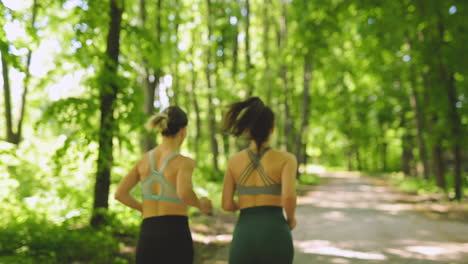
[222,97,274,151]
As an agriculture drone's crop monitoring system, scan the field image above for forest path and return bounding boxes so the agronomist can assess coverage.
[199,172,468,264]
[292,172,468,264]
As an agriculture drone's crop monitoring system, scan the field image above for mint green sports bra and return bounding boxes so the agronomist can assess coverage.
[236,147,282,196]
[141,150,184,203]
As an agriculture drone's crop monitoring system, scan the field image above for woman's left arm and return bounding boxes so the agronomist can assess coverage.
[115,163,142,212]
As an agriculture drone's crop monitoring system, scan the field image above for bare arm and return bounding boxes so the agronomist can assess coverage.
[222,160,239,212]
[176,159,212,214]
[115,164,142,212]
[281,154,297,229]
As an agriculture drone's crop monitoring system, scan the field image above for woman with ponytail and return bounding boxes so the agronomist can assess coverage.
[221,97,297,264]
[114,106,212,264]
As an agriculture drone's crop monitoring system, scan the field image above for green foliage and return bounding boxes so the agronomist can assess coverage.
[390,174,443,195]
[0,217,120,264]
[1,0,467,261]
[390,173,468,198]
[298,174,321,186]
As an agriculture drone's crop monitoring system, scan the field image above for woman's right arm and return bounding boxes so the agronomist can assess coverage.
[281,154,298,230]
[176,159,212,214]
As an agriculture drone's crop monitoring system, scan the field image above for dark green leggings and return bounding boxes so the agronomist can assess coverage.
[229,206,294,264]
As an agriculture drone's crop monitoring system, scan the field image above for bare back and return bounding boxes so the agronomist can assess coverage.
[136,147,191,218]
[228,148,293,209]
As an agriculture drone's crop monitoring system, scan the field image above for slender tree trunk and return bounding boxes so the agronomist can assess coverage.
[1,52,15,143]
[16,0,38,144]
[434,15,463,199]
[139,0,162,153]
[408,60,430,179]
[432,141,446,189]
[190,31,201,160]
[206,0,219,172]
[425,78,446,188]
[445,72,463,200]
[381,141,388,172]
[294,52,312,165]
[355,144,362,171]
[262,0,272,104]
[245,0,254,96]
[190,68,201,160]
[231,0,240,82]
[1,0,38,144]
[400,108,414,176]
[91,0,124,228]
[279,0,293,151]
[347,150,354,171]
[171,0,181,105]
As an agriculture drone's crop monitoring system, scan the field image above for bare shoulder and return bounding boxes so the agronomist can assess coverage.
[135,151,150,168]
[177,154,196,168]
[227,150,247,166]
[271,149,297,163]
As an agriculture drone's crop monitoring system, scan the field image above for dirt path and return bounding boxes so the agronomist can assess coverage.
[196,172,468,264]
[293,172,468,264]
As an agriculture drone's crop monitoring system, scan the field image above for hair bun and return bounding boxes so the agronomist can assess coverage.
[145,113,169,132]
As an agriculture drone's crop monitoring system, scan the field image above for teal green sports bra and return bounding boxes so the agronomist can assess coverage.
[141,150,184,203]
[236,147,282,196]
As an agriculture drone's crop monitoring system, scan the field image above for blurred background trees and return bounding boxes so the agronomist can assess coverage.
[0,0,467,262]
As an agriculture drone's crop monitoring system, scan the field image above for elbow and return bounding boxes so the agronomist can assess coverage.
[114,190,124,201]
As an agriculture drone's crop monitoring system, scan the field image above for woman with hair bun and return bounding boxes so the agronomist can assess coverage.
[221,97,297,264]
[115,106,212,264]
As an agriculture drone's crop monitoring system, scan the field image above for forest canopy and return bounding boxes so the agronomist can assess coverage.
[0,0,467,257]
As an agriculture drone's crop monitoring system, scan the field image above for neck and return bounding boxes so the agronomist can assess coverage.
[160,136,181,152]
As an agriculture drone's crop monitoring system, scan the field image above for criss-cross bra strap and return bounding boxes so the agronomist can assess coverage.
[238,147,277,185]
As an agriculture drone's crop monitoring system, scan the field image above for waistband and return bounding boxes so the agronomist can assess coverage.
[240,206,283,215]
[142,215,188,224]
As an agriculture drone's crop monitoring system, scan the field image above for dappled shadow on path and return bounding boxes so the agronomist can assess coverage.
[293,172,468,264]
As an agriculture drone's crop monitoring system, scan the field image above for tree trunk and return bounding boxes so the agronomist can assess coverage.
[347,150,354,171]
[230,0,240,82]
[355,144,362,171]
[91,0,124,228]
[190,70,201,160]
[432,141,446,189]
[433,13,463,199]
[381,142,388,172]
[279,0,293,151]
[408,62,430,179]
[294,52,312,165]
[1,0,38,145]
[190,31,201,160]
[262,0,272,104]
[16,0,38,145]
[139,0,161,153]
[244,0,254,96]
[1,52,15,143]
[206,0,219,172]
[445,72,463,200]
[171,0,181,105]
[400,109,414,176]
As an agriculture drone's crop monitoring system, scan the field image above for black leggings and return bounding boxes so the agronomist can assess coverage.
[136,215,193,264]
[229,206,294,264]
